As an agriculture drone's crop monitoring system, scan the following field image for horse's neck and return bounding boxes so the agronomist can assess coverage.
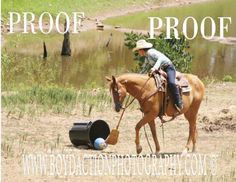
[126,82,142,98]
[118,74,148,100]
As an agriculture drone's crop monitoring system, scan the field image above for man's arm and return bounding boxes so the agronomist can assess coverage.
[140,59,151,74]
[150,52,161,70]
[140,59,148,74]
[152,60,161,70]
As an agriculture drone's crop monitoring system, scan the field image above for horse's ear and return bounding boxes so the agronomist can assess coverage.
[112,75,116,84]
[105,76,111,82]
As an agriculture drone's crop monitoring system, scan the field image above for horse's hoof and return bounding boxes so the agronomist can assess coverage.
[152,151,160,157]
[154,149,160,155]
[181,148,188,157]
[136,145,142,154]
[192,145,197,153]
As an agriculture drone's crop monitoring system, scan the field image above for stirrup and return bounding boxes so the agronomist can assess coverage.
[175,104,183,112]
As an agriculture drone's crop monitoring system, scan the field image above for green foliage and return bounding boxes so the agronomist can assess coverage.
[2,84,112,115]
[124,31,193,73]
[1,0,164,19]
[2,85,77,114]
[222,75,233,82]
[1,52,59,91]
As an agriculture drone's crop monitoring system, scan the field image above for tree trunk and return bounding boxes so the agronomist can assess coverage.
[43,41,47,59]
[61,20,71,56]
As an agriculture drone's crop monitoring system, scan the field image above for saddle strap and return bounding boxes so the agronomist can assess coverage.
[160,82,167,116]
[140,89,159,105]
[159,114,177,124]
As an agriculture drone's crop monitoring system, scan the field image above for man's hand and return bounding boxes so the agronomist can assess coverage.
[148,68,156,77]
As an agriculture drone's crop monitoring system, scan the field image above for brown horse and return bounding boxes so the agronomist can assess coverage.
[106,73,205,154]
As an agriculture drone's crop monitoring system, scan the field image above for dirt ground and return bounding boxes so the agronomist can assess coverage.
[1,0,235,181]
[2,81,236,182]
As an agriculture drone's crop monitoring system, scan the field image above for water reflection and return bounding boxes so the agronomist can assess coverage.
[3,0,236,88]
[190,37,236,79]
[3,28,236,89]
[4,30,135,88]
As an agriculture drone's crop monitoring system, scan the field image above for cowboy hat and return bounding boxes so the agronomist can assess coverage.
[133,39,153,52]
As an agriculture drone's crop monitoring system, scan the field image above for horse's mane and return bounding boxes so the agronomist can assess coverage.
[117,73,149,83]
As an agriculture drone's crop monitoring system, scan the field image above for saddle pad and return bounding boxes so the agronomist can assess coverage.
[176,74,192,92]
[176,76,189,87]
[182,86,192,93]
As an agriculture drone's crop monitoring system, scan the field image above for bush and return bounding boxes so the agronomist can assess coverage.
[222,75,232,82]
[124,31,193,73]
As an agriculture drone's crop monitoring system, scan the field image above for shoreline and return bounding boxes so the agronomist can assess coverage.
[2,0,215,34]
[4,0,234,46]
[98,0,215,21]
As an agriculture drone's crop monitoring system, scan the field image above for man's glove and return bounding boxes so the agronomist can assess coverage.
[148,68,156,77]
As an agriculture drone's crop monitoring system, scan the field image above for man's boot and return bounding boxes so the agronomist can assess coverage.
[175,98,183,112]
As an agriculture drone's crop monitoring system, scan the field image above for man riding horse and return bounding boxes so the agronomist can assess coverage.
[106,40,205,154]
[133,39,183,112]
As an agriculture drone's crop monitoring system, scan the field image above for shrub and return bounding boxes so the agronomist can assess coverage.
[222,75,232,82]
[124,31,193,73]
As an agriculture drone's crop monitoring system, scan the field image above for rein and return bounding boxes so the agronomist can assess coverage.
[115,74,176,129]
[113,75,169,153]
[115,76,153,130]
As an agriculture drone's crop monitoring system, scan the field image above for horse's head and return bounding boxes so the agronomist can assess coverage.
[106,76,127,112]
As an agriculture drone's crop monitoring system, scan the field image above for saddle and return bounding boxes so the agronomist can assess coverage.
[153,69,191,117]
[154,69,191,93]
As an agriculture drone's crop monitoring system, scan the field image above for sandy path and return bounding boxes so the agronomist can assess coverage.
[2,82,236,181]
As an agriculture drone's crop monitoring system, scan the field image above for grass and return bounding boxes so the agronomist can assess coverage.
[201,76,221,86]
[2,85,77,114]
[222,75,233,82]
[1,139,14,157]
[104,0,236,37]
[2,84,112,116]
[2,0,164,20]
[201,75,236,86]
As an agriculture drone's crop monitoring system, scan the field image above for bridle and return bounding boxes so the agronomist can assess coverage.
[109,74,175,153]
[111,76,158,110]
[110,76,155,132]
[110,82,123,111]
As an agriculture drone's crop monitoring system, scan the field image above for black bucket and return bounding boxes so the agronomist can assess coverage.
[69,120,110,148]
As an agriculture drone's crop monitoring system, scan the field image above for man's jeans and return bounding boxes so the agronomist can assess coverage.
[165,64,182,105]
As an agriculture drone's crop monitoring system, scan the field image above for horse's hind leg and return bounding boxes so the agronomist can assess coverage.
[184,101,201,152]
[148,120,160,154]
[135,112,156,154]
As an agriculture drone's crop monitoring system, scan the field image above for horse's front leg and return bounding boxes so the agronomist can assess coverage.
[148,120,160,154]
[135,112,156,154]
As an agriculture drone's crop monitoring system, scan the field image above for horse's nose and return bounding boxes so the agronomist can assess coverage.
[115,103,121,112]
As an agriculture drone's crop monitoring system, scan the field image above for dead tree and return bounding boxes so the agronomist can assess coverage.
[43,41,47,59]
[105,33,113,47]
[61,20,71,56]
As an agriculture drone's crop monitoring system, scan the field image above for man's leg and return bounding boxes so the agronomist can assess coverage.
[166,65,183,111]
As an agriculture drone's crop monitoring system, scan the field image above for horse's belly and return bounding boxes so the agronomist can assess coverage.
[165,92,193,116]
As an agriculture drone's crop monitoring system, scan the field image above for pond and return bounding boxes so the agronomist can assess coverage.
[3,0,236,89]
[3,30,134,89]
[105,0,236,80]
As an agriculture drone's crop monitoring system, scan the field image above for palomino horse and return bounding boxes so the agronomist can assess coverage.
[106,73,205,154]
